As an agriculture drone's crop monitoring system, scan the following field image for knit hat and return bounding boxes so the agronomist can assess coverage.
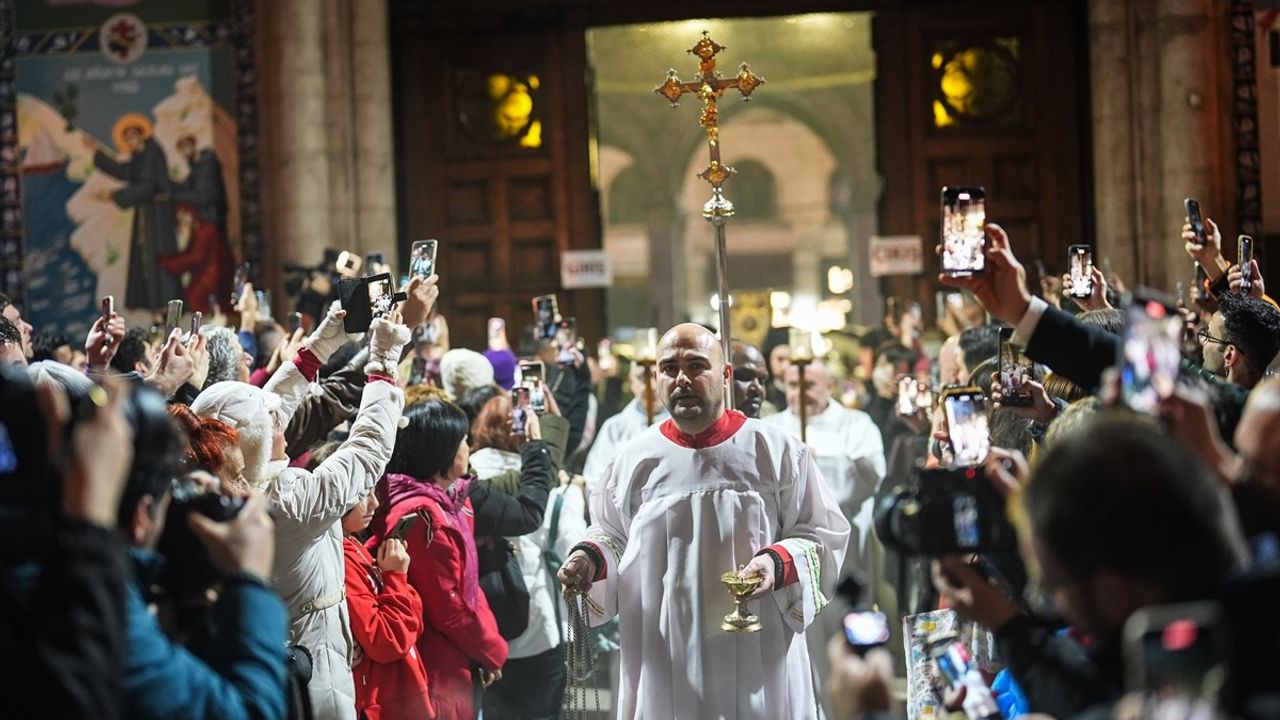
[190,381,285,487]
[483,348,517,390]
[27,360,93,396]
[440,348,495,401]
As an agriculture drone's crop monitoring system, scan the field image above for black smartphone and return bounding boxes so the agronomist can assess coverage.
[231,262,249,305]
[1123,601,1226,697]
[288,311,303,334]
[518,359,547,413]
[940,186,987,277]
[511,386,531,435]
[165,299,183,337]
[555,317,577,364]
[1119,289,1183,415]
[1068,244,1093,299]
[410,239,437,280]
[843,611,891,656]
[187,312,202,346]
[941,386,990,466]
[1194,262,1212,304]
[997,327,1032,407]
[1185,198,1205,246]
[532,294,559,341]
[338,277,372,334]
[390,513,418,541]
[1238,235,1254,295]
[101,296,114,328]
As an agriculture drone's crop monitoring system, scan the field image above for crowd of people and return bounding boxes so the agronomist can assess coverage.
[1,203,1278,720]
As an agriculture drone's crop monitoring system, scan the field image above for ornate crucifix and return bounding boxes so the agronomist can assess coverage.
[655,32,764,408]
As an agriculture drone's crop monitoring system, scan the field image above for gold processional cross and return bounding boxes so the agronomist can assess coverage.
[654,32,764,406]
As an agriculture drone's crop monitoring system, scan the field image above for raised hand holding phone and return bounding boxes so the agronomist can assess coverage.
[938,223,1032,327]
[1228,258,1264,299]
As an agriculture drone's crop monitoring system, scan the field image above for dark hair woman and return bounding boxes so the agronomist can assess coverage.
[367,399,507,720]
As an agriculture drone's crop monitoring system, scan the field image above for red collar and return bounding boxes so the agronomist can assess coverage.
[660,410,747,449]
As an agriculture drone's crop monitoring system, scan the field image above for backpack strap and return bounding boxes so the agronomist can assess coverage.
[544,489,567,644]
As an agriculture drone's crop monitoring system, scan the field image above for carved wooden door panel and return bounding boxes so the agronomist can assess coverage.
[875,0,1089,316]
[395,28,597,351]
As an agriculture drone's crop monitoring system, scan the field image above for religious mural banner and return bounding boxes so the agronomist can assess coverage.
[1,0,256,337]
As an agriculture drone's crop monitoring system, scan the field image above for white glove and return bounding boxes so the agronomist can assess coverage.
[365,317,411,377]
[302,303,351,363]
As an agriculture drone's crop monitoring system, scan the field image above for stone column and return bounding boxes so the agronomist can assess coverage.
[255,0,398,312]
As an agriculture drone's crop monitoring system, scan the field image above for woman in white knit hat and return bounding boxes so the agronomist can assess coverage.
[191,303,412,720]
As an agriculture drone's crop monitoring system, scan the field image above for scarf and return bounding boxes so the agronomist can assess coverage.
[383,472,479,605]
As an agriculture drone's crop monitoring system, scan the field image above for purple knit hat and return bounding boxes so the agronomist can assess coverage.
[483,348,518,390]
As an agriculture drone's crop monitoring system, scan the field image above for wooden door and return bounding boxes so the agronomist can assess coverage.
[394,26,598,351]
[875,0,1090,317]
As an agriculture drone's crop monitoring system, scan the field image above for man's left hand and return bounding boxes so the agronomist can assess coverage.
[740,554,776,601]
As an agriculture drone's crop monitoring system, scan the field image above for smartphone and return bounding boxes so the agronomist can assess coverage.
[940,186,987,277]
[365,251,385,274]
[597,338,616,373]
[390,513,419,541]
[410,239,437,280]
[927,633,1003,720]
[1068,244,1093,299]
[1176,281,1187,309]
[1238,235,1254,294]
[519,359,547,413]
[231,262,249,305]
[1185,198,1205,246]
[941,386,990,467]
[532,294,559,341]
[366,274,395,320]
[896,376,918,416]
[843,611,891,656]
[997,327,1032,407]
[915,382,934,412]
[410,356,427,386]
[335,250,362,277]
[1119,289,1183,415]
[187,312,202,346]
[1123,601,1226,697]
[288,311,303,334]
[511,386,531,435]
[555,317,577,364]
[165,299,183,337]
[1194,263,1212,304]
[100,296,114,328]
[487,317,506,351]
[256,290,272,320]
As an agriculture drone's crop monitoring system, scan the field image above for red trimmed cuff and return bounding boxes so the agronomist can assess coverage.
[367,373,395,385]
[249,367,271,388]
[757,544,798,588]
[294,347,323,382]
[573,541,609,582]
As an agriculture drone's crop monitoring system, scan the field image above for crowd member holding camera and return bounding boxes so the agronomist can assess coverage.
[558,323,850,720]
[341,489,433,720]
[368,398,509,720]
[192,305,412,720]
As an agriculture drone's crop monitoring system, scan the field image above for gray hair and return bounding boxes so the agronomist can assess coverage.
[202,326,243,389]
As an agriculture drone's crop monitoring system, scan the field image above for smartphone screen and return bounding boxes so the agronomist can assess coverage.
[1185,198,1205,245]
[915,382,934,412]
[101,296,114,328]
[943,389,990,466]
[940,186,987,277]
[366,274,395,320]
[165,299,183,337]
[257,289,272,319]
[1238,235,1253,294]
[1124,603,1226,697]
[1120,291,1183,414]
[532,294,559,341]
[487,317,506,351]
[1194,263,1211,303]
[289,312,303,334]
[410,239,437,280]
[1068,245,1093,298]
[518,360,547,413]
[511,386,531,435]
[232,263,249,305]
[555,318,577,364]
[843,611,890,655]
[896,376,918,416]
[365,252,385,274]
[998,327,1032,406]
[188,312,202,345]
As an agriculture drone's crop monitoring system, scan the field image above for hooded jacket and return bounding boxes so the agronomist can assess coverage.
[192,360,404,720]
[368,473,508,720]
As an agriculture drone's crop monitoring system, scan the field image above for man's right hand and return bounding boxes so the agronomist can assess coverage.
[146,329,195,397]
[85,314,126,372]
[938,223,1032,326]
[188,491,276,581]
[558,549,597,593]
[1183,217,1228,277]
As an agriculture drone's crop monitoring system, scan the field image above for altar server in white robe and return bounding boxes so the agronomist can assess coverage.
[558,324,850,720]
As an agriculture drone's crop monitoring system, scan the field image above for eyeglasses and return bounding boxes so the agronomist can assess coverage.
[1197,327,1230,347]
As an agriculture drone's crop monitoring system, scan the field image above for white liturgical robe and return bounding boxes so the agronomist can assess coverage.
[579,411,850,720]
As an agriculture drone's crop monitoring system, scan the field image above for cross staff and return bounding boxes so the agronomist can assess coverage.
[655,32,765,408]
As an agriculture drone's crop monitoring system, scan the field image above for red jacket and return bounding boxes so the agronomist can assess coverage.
[371,490,508,720]
[343,537,434,720]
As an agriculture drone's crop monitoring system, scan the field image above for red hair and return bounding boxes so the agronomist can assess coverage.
[471,394,519,454]
[169,403,240,474]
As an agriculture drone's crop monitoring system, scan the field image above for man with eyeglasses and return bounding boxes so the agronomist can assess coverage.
[1198,292,1280,391]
